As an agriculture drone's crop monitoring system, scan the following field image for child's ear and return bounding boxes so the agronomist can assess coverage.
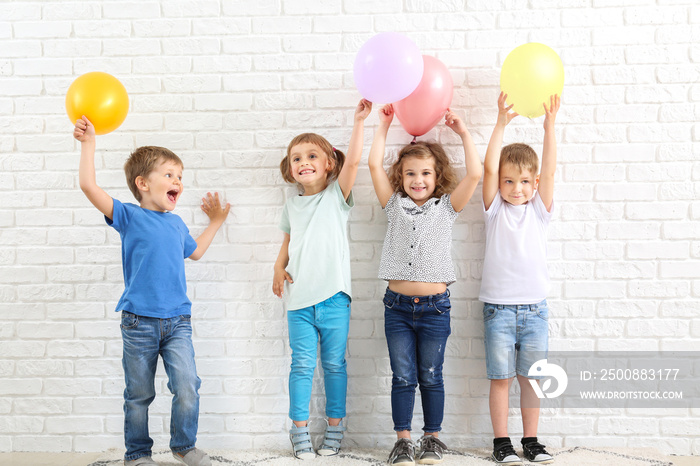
[135,175,149,192]
[535,174,540,189]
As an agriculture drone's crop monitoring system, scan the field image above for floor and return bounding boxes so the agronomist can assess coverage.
[0,452,103,466]
[0,451,697,466]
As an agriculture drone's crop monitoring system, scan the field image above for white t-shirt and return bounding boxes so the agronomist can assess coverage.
[479,191,552,305]
[279,180,353,311]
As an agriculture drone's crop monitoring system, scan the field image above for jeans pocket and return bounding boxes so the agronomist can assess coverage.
[120,311,139,330]
[483,304,498,322]
[328,292,351,309]
[535,302,549,321]
[434,298,451,314]
[383,296,395,309]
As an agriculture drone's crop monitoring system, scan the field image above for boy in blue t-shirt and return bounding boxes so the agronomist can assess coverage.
[74,116,229,466]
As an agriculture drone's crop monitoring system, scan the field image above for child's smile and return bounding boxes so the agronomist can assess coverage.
[499,164,538,206]
[289,142,333,194]
[139,159,184,212]
[401,156,436,206]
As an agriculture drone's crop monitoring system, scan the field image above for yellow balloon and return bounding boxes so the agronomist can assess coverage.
[65,72,129,135]
[500,43,564,118]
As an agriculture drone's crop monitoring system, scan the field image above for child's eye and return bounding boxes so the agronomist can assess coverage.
[522,180,529,184]
[165,173,171,178]
[309,154,316,159]
[293,157,300,162]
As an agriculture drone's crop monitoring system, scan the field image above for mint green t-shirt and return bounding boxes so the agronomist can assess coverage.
[279,180,354,311]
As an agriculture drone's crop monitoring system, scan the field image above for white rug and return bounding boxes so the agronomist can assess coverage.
[90,447,677,465]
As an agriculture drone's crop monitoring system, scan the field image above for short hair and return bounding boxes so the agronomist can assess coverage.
[387,141,457,199]
[499,143,539,175]
[279,133,345,188]
[124,146,183,201]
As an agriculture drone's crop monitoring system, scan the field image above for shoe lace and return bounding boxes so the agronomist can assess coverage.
[525,441,548,456]
[389,439,414,461]
[419,435,447,454]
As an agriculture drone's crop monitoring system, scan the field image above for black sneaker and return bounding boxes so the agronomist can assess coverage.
[492,440,522,465]
[416,435,447,464]
[388,438,415,465]
[522,440,553,464]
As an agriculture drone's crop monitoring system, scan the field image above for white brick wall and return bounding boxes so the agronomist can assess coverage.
[1,0,699,456]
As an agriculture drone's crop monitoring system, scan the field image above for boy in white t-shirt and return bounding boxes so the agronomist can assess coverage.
[480,92,561,465]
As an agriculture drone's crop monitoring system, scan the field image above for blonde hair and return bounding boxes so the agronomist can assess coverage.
[499,143,539,175]
[124,146,183,201]
[388,141,457,199]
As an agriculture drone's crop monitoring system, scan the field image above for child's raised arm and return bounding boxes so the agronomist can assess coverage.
[445,108,482,212]
[189,192,231,261]
[538,94,560,213]
[483,92,518,211]
[367,104,395,208]
[75,116,114,220]
[337,99,372,201]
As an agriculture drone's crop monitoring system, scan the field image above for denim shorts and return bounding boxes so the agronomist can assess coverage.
[483,300,549,380]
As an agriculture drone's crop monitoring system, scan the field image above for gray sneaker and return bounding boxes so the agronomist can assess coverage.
[124,456,157,466]
[172,448,212,466]
[416,435,447,464]
[388,438,415,465]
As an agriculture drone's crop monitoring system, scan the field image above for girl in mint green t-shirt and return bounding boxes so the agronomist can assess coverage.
[272,99,371,460]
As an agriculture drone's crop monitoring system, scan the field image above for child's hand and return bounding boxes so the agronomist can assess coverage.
[543,94,560,131]
[444,108,469,137]
[200,192,231,225]
[272,267,293,298]
[378,104,394,127]
[354,99,372,122]
[497,92,518,127]
[73,116,95,143]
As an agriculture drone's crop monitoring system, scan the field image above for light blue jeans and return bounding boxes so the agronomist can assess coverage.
[121,311,201,461]
[483,300,549,380]
[287,292,351,422]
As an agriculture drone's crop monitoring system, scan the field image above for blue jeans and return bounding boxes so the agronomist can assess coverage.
[483,300,549,379]
[121,311,201,461]
[287,292,351,421]
[383,288,451,433]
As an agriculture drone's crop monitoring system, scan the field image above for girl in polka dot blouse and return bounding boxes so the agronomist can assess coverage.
[368,105,482,465]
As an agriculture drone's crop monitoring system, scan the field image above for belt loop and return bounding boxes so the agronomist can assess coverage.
[428,294,434,306]
[392,291,400,307]
[445,288,450,298]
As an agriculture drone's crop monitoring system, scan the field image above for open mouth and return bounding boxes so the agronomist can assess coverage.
[167,190,179,203]
[299,169,315,176]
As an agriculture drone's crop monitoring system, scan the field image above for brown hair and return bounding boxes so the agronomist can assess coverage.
[124,146,183,201]
[499,143,539,175]
[279,133,345,190]
[388,141,457,199]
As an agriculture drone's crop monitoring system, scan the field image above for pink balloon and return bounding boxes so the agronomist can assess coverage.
[394,56,454,137]
[353,32,423,104]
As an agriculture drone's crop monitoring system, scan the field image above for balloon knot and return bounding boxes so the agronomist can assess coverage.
[410,136,417,144]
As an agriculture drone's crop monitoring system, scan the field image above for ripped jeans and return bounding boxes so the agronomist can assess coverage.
[383,288,451,433]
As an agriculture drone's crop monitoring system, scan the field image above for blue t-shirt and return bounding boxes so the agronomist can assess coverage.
[106,198,198,318]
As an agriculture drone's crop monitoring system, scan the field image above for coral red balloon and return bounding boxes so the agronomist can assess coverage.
[394,56,453,137]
